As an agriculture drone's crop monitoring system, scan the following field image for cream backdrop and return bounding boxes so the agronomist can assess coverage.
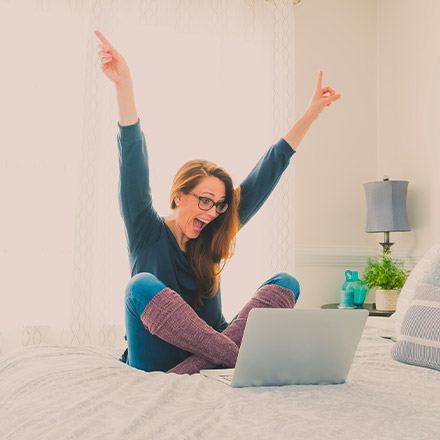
[0,0,296,355]
[2,0,435,356]
[293,0,438,308]
[376,0,440,255]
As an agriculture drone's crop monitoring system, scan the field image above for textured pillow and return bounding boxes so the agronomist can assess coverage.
[391,284,440,371]
[394,244,440,336]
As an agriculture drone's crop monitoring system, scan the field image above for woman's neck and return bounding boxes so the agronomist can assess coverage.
[164,215,187,252]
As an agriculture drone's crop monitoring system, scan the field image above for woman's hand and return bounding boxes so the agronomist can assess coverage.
[95,30,138,125]
[305,70,341,122]
[282,71,341,150]
[95,30,131,85]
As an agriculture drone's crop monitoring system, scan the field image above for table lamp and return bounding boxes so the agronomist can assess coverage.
[363,177,410,252]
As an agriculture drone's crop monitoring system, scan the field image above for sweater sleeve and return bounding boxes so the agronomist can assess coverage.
[117,119,162,252]
[238,138,295,227]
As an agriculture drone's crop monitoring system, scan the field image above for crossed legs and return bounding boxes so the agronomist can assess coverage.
[124,272,300,374]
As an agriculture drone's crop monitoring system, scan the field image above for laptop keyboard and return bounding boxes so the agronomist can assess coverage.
[218,373,234,384]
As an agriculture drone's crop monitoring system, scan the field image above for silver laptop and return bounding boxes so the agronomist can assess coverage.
[201,308,368,387]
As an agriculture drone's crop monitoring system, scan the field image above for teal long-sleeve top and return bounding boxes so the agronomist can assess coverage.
[118,120,295,333]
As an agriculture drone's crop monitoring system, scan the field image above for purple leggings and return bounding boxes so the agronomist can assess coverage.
[123,272,300,372]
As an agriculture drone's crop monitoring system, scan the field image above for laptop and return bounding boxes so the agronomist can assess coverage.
[201,308,368,387]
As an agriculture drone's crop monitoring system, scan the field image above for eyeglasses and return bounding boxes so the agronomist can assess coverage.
[188,192,229,214]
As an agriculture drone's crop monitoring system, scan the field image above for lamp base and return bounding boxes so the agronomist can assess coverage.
[379,232,394,253]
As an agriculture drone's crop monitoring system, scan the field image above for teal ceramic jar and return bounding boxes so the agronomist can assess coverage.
[339,289,355,308]
[343,270,368,307]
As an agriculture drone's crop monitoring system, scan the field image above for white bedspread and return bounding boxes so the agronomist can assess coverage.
[0,317,439,440]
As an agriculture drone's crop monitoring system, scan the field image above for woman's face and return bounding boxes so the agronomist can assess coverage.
[174,176,226,242]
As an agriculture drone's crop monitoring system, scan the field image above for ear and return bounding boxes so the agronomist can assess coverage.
[174,194,182,207]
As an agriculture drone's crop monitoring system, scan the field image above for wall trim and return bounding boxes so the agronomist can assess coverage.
[295,245,420,268]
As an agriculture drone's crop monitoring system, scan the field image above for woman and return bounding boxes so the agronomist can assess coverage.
[95,30,341,374]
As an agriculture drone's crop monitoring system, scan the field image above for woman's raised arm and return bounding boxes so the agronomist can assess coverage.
[95,30,138,126]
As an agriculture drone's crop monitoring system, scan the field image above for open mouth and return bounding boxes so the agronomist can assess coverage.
[193,218,210,233]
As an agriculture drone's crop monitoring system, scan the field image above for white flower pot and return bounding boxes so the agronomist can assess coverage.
[375,289,400,312]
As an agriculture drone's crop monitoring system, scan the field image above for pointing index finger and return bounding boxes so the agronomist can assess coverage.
[94,30,121,57]
[94,30,111,47]
[316,70,323,90]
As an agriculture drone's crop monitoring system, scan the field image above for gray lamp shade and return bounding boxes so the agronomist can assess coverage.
[363,180,410,233]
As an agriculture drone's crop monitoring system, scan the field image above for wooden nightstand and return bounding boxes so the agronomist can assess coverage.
[321,303,394,317]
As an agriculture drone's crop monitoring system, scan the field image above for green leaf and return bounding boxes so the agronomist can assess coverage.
[361,251,411,290]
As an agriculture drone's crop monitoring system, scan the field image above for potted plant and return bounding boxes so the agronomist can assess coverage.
[361,250,411,311]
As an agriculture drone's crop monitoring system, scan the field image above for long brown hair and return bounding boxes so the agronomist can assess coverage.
[170,160,241,310]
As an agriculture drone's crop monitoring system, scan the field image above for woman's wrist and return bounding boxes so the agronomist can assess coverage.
[116,75,139,127]
[303,107,319,124]
[115,74,133,89]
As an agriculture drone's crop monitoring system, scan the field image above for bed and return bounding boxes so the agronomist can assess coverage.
[1,315,439,440]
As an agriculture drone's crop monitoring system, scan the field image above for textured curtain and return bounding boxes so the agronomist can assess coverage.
[0,0,295,355]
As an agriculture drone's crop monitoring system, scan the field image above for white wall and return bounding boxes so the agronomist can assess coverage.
[293,0,378,308]
[292,0,437,309]
[376,0,440,256]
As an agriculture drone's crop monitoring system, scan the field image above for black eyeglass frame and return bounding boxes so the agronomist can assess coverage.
[188,192,229,214]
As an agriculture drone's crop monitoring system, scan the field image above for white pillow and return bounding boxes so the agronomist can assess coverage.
[394,244,440,336]
[391,284,440,371]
